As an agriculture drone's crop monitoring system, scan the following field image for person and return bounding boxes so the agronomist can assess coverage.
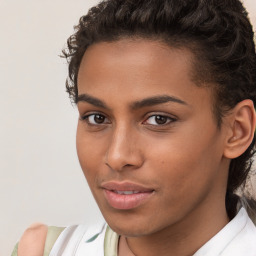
[13,0,256,255]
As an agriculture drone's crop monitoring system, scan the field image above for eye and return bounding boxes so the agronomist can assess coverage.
[144,115,176,125]
[82,113,109,125]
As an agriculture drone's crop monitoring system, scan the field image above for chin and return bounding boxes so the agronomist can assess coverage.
[108,222,154,237]
[102,209,168,237]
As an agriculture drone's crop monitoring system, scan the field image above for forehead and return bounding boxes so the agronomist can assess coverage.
[79,39,195,78]
[77,39,213,111]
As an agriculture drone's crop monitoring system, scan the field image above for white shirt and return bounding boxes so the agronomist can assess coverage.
[194,207,256,255]
[50,207,256,255]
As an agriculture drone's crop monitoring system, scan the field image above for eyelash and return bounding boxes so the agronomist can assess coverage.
[80,113,110,125]
[143,114,177,126]
[80,113,177,127]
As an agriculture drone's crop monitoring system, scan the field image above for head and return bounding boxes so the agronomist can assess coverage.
[63,0,256,227]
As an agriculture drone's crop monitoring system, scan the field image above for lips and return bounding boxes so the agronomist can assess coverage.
[102,181,154,210]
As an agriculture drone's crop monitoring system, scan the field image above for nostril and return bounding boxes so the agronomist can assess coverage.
[104,140,144,171]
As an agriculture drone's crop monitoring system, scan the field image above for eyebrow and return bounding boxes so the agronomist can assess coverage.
[76,93,188,109]
[131,95,188,109]
[76,94,109,109]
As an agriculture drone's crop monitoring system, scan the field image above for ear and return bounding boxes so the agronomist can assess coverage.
[224,99,256,159]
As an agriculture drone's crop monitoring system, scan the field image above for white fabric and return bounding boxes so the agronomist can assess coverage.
[194,207,256,255]
[49,208,256,255]
[49,221,107,256]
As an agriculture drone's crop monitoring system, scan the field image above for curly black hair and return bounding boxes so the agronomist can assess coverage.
[62,0,256,219]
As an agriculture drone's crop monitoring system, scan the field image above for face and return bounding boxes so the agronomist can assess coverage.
[76,39,229,237]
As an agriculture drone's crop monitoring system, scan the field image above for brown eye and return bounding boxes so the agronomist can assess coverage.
[144,115,176,125]
[85,114,109,124]
[155,115,168,125]
[94,114,105,124]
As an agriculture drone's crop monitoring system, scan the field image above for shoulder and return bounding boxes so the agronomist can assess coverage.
[17,223,48,256]
[50,221,108,255]
[222,208,256,255]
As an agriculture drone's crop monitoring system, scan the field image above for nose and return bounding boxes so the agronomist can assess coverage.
[105,125,144,172]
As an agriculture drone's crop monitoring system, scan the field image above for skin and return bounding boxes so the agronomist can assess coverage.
[18,223,47,256]
[76,39,254,256]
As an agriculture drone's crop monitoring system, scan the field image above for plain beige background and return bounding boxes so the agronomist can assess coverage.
[0,1,255,255]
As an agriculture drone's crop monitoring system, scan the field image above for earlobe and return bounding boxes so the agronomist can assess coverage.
[224,99,256,159]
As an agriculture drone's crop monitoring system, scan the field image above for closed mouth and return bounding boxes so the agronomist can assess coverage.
[101,182,155,210]
[101,181,154,193]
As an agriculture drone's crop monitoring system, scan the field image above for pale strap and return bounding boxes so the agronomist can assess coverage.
[11,243,18,256]
[43,226,65,256]
[104,225,119,256]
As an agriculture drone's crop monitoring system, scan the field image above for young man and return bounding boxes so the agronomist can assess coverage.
[15,0,256,255]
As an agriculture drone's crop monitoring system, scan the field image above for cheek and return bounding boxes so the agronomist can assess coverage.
[76,124,104,181]
[148,127,221,202]
[144,152,213,226]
